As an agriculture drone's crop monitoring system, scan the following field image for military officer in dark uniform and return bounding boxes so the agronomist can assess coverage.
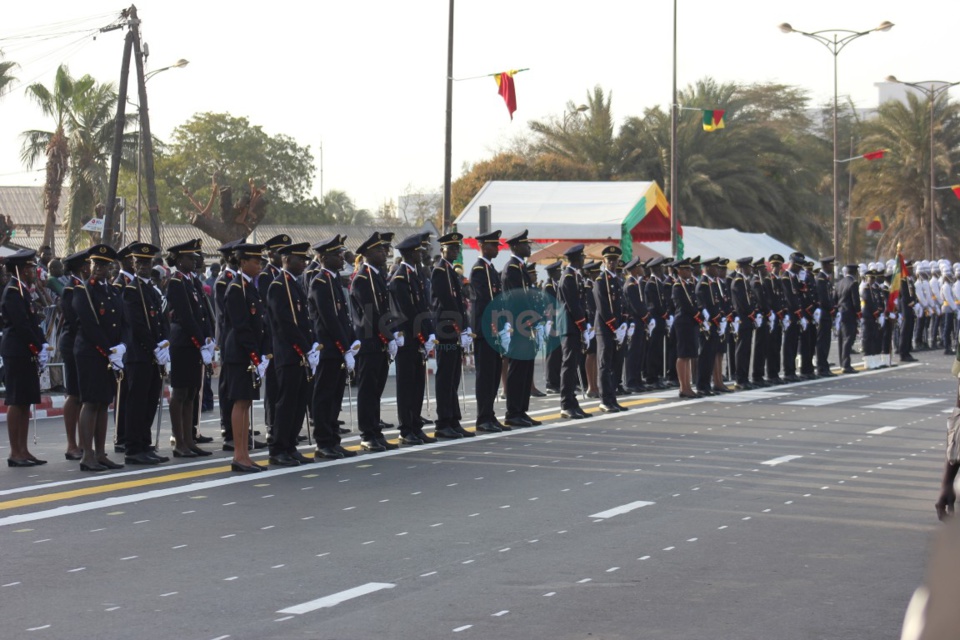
[623,257,651,393]
[351,232,400,451]
[695,258,722,395]
[543,260,563,394]
[644,257,669,389]
[899,260,918,362]
[223,243,270,473]
[389,233,437,444]
[111,243,137,453]
[671,258,702,399]
[750,258,772,386]
[556,244,589,419]
[267,242,319,466]
[836,264,861,373]
[594,246,629,412]
[190,251,217,438]
[121,243,170,465]
[308,235,360,459]
[501,230,541,428]
[214,240,244,450]
[72,245,126,471]
[470,230,508,432]
[815,257,837,376]
[59,249,90,461]
[2,249,50,467]
[730,257,759,389]
[765,255,787,384]
[779,252,805,382]
[432,232,475,438]
[258,234,291,443]
[165,239,213,458]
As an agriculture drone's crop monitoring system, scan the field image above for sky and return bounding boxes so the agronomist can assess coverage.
[0,0,957,216]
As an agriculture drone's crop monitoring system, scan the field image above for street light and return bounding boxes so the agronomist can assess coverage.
[134,58,188,242]
[780,21,893,265]
[562,104,589,130]
[885,75,960,257]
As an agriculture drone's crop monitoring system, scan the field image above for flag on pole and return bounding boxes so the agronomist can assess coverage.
[863,149,888,160]
[866,216,882,232]
[495,71,517,120]
[952,185,960,199]
[887,251,908,313]
[702,109,725,131]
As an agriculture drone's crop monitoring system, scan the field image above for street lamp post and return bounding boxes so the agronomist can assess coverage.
[885,75,960,258]
[779,21,893,265]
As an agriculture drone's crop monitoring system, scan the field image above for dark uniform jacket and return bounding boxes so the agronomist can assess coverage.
[391,261,434,347]
[166,269,206,350]
[731,271,760,322]
[267,269,315,367]
[123,275,168,364]
[73,278,124,360]
[470,257,503,341]
[214,268,237,343]
[223,273,267,365]
[835,275,861,319]
[556,266,587,337]
[350,262,394,354]
[431,258,465,343]
[594,268,625,334]
[308,267,356,359]
[623,275,651,325]
[815,271,836,320]
[58,275,84,356]
[0,278,45,359]
[501,255,536,355]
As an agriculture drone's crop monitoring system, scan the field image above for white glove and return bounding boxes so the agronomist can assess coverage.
[307,342,321,370]
[585,326,596,343]
[646,319,656,335]
[109,351,125,370]
[343,351,356,372]
[201,347,213,365]
[702,309,711,323]
[627,322,636,338]
[798,270,808,282]
[111,343,126,359]
[349,340,362,355]
[753,314,762,329]
[393,332,405,348]
[799,317,809,331]
[154,343,170,366]
[498,323,512,352]
[813,308,822,324]
[878,313,886,328]
[615,322,627,344]
[834,316,841,333]
[387,339,399,359]
[718,318,728,335]
[666,315,675,330]
[256,359,269,379]
[535,325,545,352]
[888,312,897,320]
[782,315,791,331]
[425,333,438,351]
[38,343,51,369]
[544,320,553,336]
[459,330,473,349]
[732,318,741,334]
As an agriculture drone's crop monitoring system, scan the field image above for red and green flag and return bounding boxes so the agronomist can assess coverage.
[495,71,518,120]
[702,109,725,131]
[887,251,908,313]
[863,149,888,160]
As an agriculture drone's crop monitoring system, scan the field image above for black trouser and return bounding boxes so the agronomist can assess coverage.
[782,320,800,376]
[435,341,462,429]
[735,326,753,383]
[943,312,956,352]
[881,314,895,355]
[219,372,235,441]
[114,374,128,446]
[766,323,782,379]
[644,324,664,383]
[915,313,928,348]
[311,357,346,448]
[505,352,534,419]
[355,350,389,440]
[612,338,625,390]
[560,334,583,411]
[816,316,832,373]
[899,309,915,357]
[697,330,716,392]
[545,339,561,389]
[395,347,426,434]
[625,330,646,389]
[597,328,618,405]
[839,315,857,369]
[123,361,162,455]
[474,337,502,426]
[270,363,309,455]
[264,361,278,433]
[752,321,769,381]
[665,325,678,381]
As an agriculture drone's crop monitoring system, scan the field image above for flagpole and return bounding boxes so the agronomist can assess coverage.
[669,0,678,257]
[442,0,455,233]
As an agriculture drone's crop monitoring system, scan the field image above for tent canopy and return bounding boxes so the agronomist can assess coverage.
[454,181,672,259]
[645,227,801,264]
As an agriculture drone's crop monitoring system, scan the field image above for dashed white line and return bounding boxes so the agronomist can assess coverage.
[453,625,473,632]
[577,578,592,583]
[492,610,509,616]
[277,582,396,614]
[420,572,437,577]
[26,625,51,631]
[589,500,655,519]
[544,592,556,597]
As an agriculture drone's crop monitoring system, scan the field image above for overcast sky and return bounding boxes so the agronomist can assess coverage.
[0,0,956,214]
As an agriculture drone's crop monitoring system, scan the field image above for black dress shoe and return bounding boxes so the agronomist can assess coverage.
[7,458,37,467]
[900,354,918,362]
[503,417,533,428]
[652,381,668,390]
[522,414,542,426]
[148,449,170,462]
[289,450,314,464]
[125,452,161,465]
[336,445,358,458]
[841,367,857,374]
[768,377,785,385]
[560,409,586,419]
[453,425,476,438]
[598,404,621,413]
[751,380,769,387]
[231,461,264,473]
[97,458,125,470]
[400,433,425,445]
[434,427,462,439]
[315,446,344,459]
[531,388,546,398]
[80,462,107,472]
[64,451,84,461]
[713,386,733,394]
[475,422,503,433]
[818,370,837,377]
[195,434,214,444]
[614,403,630,411]
[379,420,395,430]
[616,385,628,396]
[339,427,351,434]
[419,416,435,425]
[189,446,213,457]
[679,392,699,399]
[113,444,126,454]
[173,449,198,458]
[414,430,437,443]
[377,437,400,450]
[545,387,560,394]
[586,391,599,399]
[360,439,386,452]
[269,453,301,467]
[697,389,715,397]
[222,441,235,452]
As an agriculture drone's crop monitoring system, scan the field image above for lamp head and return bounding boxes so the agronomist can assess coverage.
[173,59,189,69]
[885,75,899,83]
[877,21,894,32]
[778,23,794,34]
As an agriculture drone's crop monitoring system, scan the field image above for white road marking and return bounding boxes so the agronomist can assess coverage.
[3,582,21,587]
[606,567,619,573]
[705,390,791,402]
[639,556,650,560]
[544,592,556,597]
[492,610,509,616]
[274,616,294,622]
[105,607,120,611]
[761,455,803,467]
[663,546,675,551]
[172,544,187,549]
[420,572,437,577]
[224,576,238,581]
[160,592,177,597]
[867,426,898,435]
[864,397,942,410]
[453,625,473,632]
[781,394,866,406]
[68,567,85,573]
[462,560,475,564]
[577,579,592,584]
[277,582,396,614]
[589,500,655,519]
[121,556,138,561]
[26,625,51,631]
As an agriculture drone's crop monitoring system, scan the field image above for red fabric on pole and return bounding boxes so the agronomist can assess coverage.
[495,72,517,120]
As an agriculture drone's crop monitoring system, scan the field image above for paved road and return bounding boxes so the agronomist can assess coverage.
[0,352,952,640]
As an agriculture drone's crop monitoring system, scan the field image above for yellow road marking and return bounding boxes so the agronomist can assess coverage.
[1,396,665,512]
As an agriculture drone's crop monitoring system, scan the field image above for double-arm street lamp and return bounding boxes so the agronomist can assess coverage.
[779,21,893,264]
[885,75,960,257]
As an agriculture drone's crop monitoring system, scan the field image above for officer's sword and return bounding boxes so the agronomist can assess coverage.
[154,365,165,449]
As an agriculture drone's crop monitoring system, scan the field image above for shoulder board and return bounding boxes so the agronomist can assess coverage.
[393,274,406,280]
[472,265,485,271]
[124,284,138,290]
[269,279,283,287]
[227,281,243,291]
[170,276,182,282]
[354,273,368,280]
[508,263,521,269]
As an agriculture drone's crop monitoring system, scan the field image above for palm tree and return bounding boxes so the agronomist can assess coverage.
[21,66,95,250]
[323,190,372,226]
[851,92,960,258]
[0,52,17,98]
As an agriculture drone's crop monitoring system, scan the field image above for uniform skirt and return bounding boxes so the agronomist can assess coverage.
[62,349,80,397]
[76,354,118,404]
[170,345,203,389]
[674,319,700,359]
[223,362,259,401]
[3,355,41,406]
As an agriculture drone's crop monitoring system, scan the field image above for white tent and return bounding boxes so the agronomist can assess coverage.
[645,227,802,263]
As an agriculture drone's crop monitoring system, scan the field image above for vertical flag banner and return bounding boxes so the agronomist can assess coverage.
[887,251,908,313]
[863,149,887,160]
[495,71,517,120]
[951,185,960,200]
[866,216,882,233]
[702,109,725,131]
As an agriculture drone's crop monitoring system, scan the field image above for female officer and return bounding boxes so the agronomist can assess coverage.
[59,249,90,460]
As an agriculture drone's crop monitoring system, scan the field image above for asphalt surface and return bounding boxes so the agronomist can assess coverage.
[0,349,953,640]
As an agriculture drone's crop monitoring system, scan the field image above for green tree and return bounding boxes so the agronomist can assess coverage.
[0,51,17,98]
[322,190,372,226]
[851,92,960,258]
[158,112,316,223]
